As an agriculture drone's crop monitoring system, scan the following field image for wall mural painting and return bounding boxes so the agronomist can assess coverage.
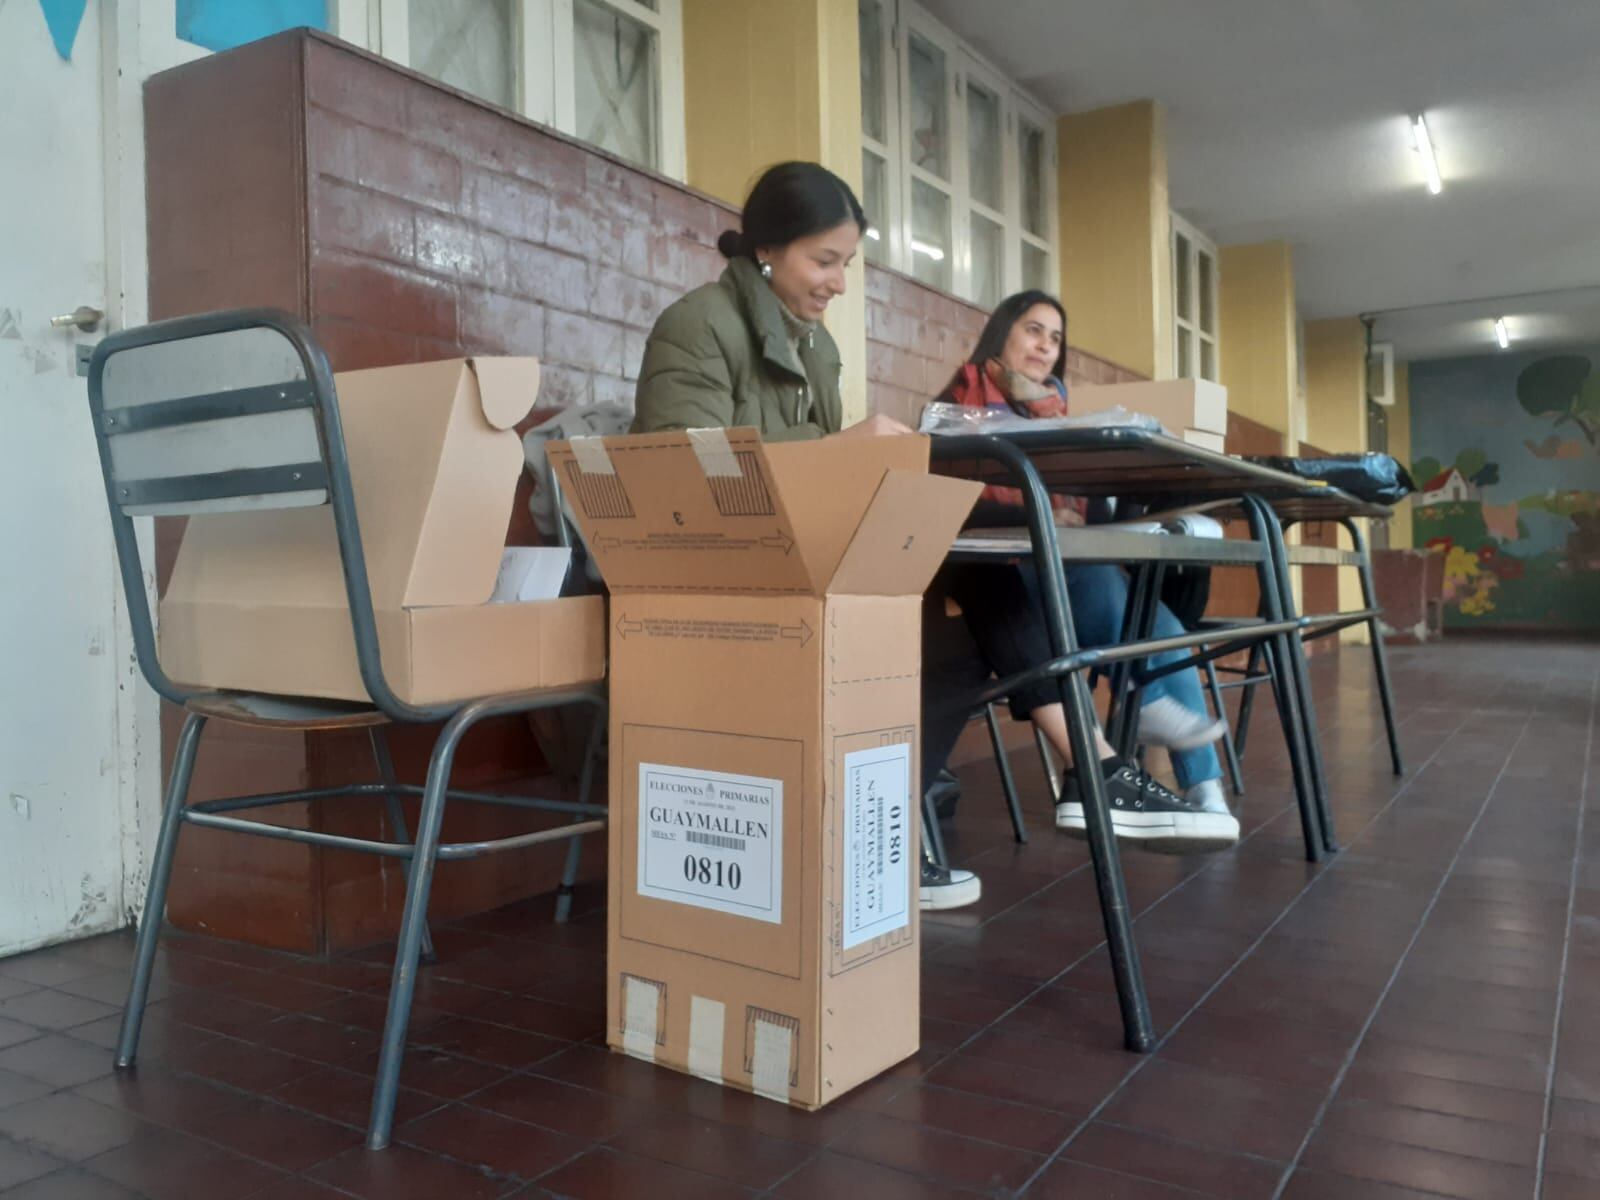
[1410,348,1600,629]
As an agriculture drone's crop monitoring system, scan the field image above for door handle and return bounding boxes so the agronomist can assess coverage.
[51,306,104,333]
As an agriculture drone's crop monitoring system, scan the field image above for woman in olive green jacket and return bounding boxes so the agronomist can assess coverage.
[632,161,910,442]
[630,162,976,911]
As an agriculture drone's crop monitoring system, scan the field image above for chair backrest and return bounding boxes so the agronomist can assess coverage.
[92,321,330,517]
[87,309,424,720]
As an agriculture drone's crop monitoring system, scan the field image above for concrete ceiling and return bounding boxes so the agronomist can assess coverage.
[918,0,1600,361]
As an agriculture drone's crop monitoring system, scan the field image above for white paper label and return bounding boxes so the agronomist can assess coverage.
[841,743,912,949]
[637,763,783,923]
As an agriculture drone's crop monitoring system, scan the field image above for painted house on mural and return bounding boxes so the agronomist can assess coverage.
[1417,467,1478,507]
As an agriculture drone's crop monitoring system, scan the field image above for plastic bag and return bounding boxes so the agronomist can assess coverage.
[918,400,1162,437]
[521,403,633,537]
[521,403,632,589]
[1244,453,1417,504]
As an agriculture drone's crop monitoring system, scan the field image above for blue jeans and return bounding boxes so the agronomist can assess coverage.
[941,562,1222,790]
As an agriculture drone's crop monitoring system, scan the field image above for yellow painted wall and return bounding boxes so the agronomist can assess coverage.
[1056,101,1172,380]
[1389,365,1414,549]
[1302,316,1374,640]
[1303,317,1366,453]
[1217,242,1297,443]
[681,0,868,422]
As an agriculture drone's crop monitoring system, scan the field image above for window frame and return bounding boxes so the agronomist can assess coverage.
[864,0,1059,306]
[347,0,686,180]
[1171,210,1220,383]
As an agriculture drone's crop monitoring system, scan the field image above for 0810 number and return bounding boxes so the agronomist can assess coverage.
[683,855,741,891]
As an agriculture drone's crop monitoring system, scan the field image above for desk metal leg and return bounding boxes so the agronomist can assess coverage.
[1005,447,1154,1052]
[1249,497,1338,854]
[1341,516,1404,776]
[1242,496,1328,862]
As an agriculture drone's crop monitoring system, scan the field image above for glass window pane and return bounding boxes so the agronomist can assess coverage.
[858,1,886,144]
[966,79,1002,212]
[1200,338,1217,383]
[970,214,1003,309]
[1022,241,1051,293]
[574,0,660,170]
[408,0,516,110]
[910,180,951,292]
[1178,328,1193,378]
[1198,249,1216,335]
[1174,233,1193,323]
[862,150,889,265]
[908,32,949,180]
[1019,119,1047,237]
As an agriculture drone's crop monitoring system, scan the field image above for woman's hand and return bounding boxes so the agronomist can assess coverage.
[832,413,916,439]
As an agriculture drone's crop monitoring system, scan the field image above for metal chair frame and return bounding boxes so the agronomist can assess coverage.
[87,309,607,1150]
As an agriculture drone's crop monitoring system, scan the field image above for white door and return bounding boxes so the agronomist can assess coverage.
[0,1,135,954]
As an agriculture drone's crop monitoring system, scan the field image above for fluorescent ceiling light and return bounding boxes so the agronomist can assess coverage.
[910,239,945,261]
[1495,317,1510,349]
[865,227,881,241]
[1411,114,1442,195]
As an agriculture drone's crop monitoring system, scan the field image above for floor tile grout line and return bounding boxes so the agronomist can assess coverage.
[705,703,1451,1199]
[1533,661,1600,1199]
[1008,703,1483,1198]
[1264,673,1559,1200]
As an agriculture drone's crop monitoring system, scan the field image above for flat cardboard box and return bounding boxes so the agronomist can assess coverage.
[1072,378,1228,436]
[1181,427,1226,454]
[161,358,604,705]
[547,429,980,1108]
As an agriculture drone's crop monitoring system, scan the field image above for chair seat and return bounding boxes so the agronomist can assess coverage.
[185,691,389,730]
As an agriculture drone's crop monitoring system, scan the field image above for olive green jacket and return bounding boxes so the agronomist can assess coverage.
[631,256,844,442]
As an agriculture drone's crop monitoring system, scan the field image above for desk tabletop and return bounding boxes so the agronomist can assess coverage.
[927,426,1393,520]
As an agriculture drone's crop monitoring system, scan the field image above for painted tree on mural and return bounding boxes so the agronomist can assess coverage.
[1517,354,1600,446]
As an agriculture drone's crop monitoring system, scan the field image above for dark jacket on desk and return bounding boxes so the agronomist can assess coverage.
[631,256,844,441]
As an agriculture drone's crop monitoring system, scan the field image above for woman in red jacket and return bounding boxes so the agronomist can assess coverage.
[928,291,1236,852]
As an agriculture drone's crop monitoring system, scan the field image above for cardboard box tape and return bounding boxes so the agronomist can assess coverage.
[569,435,616,476]
[687,426,743,477]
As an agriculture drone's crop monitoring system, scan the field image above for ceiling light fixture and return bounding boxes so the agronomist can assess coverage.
[1495,317,1510,349]
[865,227,881,241]
[1411,114,1442,195]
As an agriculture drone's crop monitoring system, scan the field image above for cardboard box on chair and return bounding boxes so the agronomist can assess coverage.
[546,429,981,1108]
[160,358,604,705]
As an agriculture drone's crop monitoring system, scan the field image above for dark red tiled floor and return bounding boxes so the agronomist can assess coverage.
[1,639,1597,1198]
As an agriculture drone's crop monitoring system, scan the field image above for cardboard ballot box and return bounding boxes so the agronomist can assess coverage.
[546,429,980,1107]
[1071,378,1230,447]
[160,358,604,705]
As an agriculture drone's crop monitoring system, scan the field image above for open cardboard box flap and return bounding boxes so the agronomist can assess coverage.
[547,429,979,596]
[165,357,541,613]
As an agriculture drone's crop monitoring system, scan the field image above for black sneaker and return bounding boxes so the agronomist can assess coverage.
[1055,762,1239,853]
[919,859,982,910]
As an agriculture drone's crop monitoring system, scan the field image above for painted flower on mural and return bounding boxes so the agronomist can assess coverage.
[1443,544,1498,616]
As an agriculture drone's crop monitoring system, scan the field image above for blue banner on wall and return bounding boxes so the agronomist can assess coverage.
[176,0,329,53]
[39,0,89,59]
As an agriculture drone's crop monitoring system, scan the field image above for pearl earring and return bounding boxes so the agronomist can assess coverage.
[759,260,773,280]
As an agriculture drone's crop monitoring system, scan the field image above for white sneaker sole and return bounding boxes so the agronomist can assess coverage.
[1055,804,1239,854]
[919,876,982,910]
[1138,713,1228,752]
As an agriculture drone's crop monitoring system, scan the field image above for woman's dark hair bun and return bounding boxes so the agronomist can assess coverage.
[718,162,868,262]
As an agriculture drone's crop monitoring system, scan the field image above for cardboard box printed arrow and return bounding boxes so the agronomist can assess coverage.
[781,620,812,647]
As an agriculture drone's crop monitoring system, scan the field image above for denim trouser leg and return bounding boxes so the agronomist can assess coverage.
[1063,565,1223,790]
